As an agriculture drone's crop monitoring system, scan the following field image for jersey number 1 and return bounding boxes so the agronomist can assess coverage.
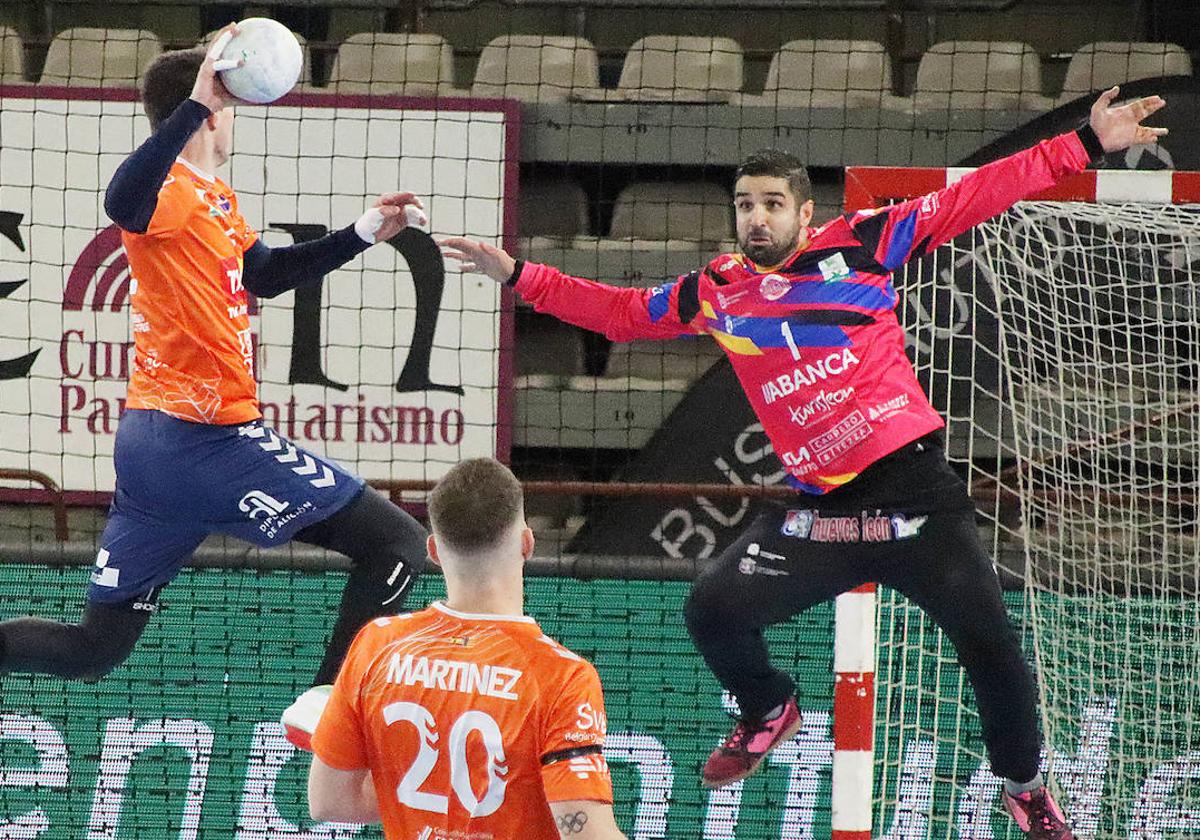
[384,702,509,817]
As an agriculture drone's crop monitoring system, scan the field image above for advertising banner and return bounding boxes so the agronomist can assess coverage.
[0,91,516,498]
[0,567,1185,839]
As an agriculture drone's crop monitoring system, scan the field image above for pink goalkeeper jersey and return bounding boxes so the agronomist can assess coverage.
[514,130,1094,493]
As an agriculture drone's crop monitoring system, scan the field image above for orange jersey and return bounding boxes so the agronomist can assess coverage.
[121,159,260,424]
[312,602,613,840]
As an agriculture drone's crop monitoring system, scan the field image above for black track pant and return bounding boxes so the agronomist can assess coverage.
[684,435,1042,783]
[0,486,425,685]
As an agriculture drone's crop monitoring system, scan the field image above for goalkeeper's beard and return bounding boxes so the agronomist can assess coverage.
[739,223,802,268]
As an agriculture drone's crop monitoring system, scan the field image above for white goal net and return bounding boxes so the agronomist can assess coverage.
[862,174,1200,840]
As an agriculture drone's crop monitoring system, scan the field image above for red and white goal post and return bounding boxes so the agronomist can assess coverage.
[832,166,1200,840]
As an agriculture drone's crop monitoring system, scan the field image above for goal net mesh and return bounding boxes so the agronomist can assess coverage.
[875,197,1200,839]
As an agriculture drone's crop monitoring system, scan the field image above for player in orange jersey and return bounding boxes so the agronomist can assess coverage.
[0,28,428,738]
[305,458,628,840]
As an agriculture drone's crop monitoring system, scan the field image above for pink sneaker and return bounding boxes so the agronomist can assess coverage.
[1002,787,1076,840]
[701,697,803,789]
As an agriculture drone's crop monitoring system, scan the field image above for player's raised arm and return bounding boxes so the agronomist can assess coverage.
[859,86,1167,272]
[549,801,629,840]
[440,236,705,342]
[104,26,241,234]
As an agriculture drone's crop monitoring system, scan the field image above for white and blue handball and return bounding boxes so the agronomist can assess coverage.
[214,18,303,104]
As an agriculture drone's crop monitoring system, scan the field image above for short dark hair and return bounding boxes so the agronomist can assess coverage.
[141,49,205,129]
[735,149,812,204]
[429,458,524,553]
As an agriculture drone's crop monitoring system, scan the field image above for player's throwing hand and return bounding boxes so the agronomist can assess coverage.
[1090,86,1168,153]
[439,237,516,283]
[190,23,242,114]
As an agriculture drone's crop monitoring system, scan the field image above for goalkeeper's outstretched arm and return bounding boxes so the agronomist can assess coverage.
[439,236,704,342]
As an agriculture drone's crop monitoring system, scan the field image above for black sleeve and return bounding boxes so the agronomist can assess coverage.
[1075,124,1107,163]
[103,99,211,234]
[241,225,372,298]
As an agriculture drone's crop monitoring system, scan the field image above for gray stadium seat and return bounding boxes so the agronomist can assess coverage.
[606,35,744,103]
[0,27,26,84]
[1058,42,1192,103]
[517,177,590,256]
[600,180,732,247]
[736,39,905,109]
[912,41,1050,113]
[40,27,162,87]
[471,35,600,103]
[325,32,461,95]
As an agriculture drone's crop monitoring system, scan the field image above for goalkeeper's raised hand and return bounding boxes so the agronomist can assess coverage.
[439,237,517,284]
[1090,86,1168,153]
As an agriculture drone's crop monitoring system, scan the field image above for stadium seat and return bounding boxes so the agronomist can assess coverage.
[515,316,587,386]
[736,39,904,109]
[912,41,1050,112]
[517,176,590,256]
[325,33,461,95]
[40,28,162,87]
[0,27,26,84]
[608,35,744,103]
[471,35,600,103]
[1058,42,1192,103]
[606,338,724,386]
[602,180,732,246]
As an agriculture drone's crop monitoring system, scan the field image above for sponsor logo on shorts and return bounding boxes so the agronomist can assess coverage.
[868,393,910,421]
[90,547,119,588]
[737,542,789,576]
[780,510,929,542]
[239,490,314,541]
[238,490,289,520]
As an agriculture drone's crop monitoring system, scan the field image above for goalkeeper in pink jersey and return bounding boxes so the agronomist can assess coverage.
[440,89,1167,839]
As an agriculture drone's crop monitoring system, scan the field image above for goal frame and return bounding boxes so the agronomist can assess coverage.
[832,165,1200,840]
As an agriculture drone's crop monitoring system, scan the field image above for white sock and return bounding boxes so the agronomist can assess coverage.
[1004,772,1043,796]
[762,703,784,722]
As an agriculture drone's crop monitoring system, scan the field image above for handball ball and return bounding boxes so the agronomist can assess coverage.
[218,18,303,104]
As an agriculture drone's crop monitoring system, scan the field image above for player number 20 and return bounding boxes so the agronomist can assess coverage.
[383,701,509,817]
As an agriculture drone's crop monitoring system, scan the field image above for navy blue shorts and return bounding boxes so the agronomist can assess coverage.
[89,409,364,604]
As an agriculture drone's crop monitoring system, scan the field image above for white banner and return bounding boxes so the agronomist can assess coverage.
[0,93,514,495]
